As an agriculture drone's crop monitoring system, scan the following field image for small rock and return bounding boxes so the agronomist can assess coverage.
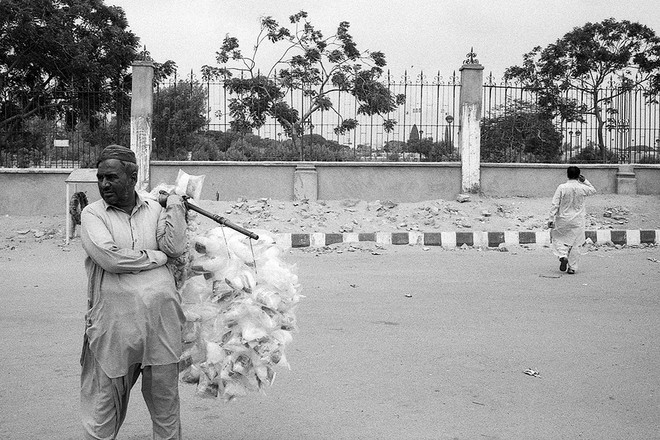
[456,194,471,203]
[481,210,491,217]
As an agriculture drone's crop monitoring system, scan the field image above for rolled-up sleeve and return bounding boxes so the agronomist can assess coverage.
[81,208,167,274]
[156,195,188,258]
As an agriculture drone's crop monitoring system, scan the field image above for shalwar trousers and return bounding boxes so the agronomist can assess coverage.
[552,241,582,271]
[80,343,181,440]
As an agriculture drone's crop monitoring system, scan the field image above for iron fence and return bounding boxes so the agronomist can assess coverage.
[153,70,462,162]
[483,73,660,163]
[0,87,130,168]
[3,71,659,167]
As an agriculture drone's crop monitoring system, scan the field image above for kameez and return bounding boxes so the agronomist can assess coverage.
[549,178,596,270]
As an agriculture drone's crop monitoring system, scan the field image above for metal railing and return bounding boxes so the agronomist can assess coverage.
[153,70,462,162]
[483,74,660,163]
[3,71,659,167]
[0,88,130,168]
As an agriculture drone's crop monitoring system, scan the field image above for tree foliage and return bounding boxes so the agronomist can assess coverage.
[201,10,405,160]
[0,0,140,131]
[480,100,563,163]
[504,18,660,161]
[407,138,457,162]
[153,81,209,160]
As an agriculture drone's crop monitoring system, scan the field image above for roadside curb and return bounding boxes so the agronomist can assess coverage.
[274,229,660,249]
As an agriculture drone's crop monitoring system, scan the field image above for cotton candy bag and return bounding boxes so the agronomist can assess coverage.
[178,225,302,401]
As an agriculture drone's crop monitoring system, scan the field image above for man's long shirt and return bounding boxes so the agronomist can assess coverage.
[81,194,187,378]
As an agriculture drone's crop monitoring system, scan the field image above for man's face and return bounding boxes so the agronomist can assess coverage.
[97,159,136,208]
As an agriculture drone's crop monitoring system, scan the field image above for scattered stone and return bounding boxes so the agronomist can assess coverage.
[456,194,471,203]
[380,200,398,209]
[481,210,491,217]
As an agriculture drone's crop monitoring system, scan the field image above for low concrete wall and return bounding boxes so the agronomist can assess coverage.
[0,169,97,216]
[151,161,462,202]
[315,162,461,202]
[151,162,296,201]
[1,162,659,216]
[635,165,660,195]
[481,164,619,197]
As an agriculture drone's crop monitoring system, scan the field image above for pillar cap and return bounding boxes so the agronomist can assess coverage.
[132,60,154,68]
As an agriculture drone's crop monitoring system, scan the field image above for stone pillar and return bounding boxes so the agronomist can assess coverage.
[458,49,484,194]
[616,164,637,195]
[293,163,318,201]
[130,60,154,192]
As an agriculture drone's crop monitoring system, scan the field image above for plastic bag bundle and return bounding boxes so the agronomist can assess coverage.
[178,226,302,401]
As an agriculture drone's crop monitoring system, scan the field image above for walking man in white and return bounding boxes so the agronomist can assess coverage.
[548,166,596,274]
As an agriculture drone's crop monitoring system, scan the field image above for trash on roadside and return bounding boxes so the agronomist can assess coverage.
[523,368,541,377]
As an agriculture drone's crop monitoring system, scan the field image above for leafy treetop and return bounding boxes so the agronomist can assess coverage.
[504,18,660,159]
[0,0,141,129]
[201,10,405,160]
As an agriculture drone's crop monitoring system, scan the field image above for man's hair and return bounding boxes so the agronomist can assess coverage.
[567,166,581,179]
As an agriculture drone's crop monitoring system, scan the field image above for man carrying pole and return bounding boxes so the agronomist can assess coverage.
[80,144,187,439]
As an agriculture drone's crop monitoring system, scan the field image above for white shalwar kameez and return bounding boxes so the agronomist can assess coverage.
[549,178,596,271]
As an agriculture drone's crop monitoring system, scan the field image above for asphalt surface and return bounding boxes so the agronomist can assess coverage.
[1,242,659,439]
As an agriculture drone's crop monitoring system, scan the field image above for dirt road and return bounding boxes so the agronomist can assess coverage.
[1,239,659,439]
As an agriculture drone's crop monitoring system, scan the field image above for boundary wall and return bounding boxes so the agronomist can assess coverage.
[1,162,658,216]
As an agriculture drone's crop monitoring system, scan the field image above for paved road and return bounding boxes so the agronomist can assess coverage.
[1,242,659,439]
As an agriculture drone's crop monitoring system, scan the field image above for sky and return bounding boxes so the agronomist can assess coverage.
[107,0,660,80]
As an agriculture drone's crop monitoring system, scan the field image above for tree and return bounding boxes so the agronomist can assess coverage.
[201,11,405,160]
[153,81,209,160]
[407,137,458,162]
[504,18,660,161]
[0,0,140,132]
[480,100,563,163]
